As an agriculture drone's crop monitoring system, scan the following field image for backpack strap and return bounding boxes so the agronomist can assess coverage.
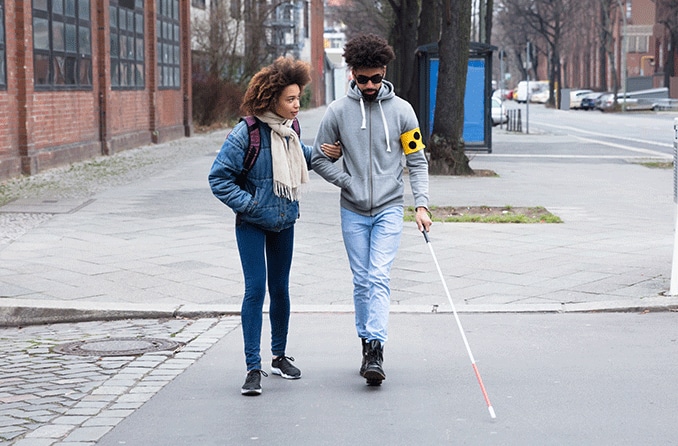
[235,116,260,187]
[291,117,301,138]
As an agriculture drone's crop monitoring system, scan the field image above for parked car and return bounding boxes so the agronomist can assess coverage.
[579,92,603,110]
[491,97,508,126]
[595,93,641,112]
[530,85,550,103]
[595,93,615,111]
[515,80,549,103]
[569,89,593,109]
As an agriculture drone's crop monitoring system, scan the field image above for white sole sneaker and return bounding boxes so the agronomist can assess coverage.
[271,367,302,379]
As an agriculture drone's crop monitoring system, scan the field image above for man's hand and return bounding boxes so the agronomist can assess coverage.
[416,206,432,232]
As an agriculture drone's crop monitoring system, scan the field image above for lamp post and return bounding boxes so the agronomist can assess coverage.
[616,0,627,112]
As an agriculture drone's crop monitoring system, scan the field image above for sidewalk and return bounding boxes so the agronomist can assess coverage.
[1,107,677,325]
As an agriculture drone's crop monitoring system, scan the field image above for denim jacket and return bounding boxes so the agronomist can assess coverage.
[209,119,312,232]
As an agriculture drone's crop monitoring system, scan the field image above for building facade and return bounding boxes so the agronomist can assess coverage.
[0,0,192,181]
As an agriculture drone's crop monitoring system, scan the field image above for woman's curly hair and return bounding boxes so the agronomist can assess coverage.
[241,57,311,116]
[343,34,395,70]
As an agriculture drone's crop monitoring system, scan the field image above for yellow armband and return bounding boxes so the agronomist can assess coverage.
[400,128,425,155]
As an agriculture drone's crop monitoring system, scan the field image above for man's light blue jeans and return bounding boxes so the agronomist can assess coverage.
[341,206,403,344]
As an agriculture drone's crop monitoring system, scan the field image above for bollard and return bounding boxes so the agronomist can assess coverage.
[669,118,678,295]
[507,109,522,133]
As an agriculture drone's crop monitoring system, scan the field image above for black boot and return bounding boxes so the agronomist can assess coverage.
[360,338,368,376]
[363,340,385,385]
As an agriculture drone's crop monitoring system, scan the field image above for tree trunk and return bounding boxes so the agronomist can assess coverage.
[407,0,441,105]
[389,0,421,97]
[427,0,473,175]
[484,0,494,44]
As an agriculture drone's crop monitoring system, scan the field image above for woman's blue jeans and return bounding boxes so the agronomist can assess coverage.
[341,206,403,344]
[236,220,294,371]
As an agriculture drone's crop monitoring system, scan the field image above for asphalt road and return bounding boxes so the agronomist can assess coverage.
[98,312,678,446]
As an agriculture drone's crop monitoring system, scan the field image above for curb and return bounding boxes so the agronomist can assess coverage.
[2,297,677,327]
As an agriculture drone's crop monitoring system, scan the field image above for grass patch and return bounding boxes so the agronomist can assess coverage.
[405,205,562,224]
[636,161,673,169]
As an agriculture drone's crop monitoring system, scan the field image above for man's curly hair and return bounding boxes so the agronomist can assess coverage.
[241,57,311,116]
[343,34,395,69]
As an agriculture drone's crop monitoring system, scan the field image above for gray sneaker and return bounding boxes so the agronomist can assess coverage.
[241,369,267,396]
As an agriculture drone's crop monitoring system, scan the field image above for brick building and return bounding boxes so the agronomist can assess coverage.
[0,0,192,181]
[557,0,677,98]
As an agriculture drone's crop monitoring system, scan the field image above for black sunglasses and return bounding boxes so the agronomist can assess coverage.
[355,74,384,85]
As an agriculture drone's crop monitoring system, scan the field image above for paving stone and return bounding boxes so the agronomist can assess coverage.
[25,424,74,439]
[0,317,236,443]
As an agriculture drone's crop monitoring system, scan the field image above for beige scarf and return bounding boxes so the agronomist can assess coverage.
[256,111,309,201]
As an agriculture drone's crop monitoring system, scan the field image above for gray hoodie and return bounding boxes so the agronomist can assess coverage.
[311,80,429,216]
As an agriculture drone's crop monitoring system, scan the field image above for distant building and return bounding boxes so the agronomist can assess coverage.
[0,0,192,181]
[557,0,677,98]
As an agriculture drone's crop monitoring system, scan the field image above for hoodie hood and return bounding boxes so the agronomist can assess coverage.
[347,79,397,152]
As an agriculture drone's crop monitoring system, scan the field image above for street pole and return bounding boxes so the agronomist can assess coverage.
[617,0,627,112]
[500,48,505,130]
[526,41,530,134]
[670,118,678,294]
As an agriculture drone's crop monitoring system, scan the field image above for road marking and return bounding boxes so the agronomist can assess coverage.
[473,153,670,160]
[531,120,673,148]
[573,136,672,158]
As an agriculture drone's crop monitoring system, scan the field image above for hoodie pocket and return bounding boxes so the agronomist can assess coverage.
[372,173,403,208]
[343,175,370,211]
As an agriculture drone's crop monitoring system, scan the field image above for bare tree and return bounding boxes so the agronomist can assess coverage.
[427,0,473,175]
[325,0,393,40]
[597,0,619,95]
[501,0,576,107]
[494,1,541,85]
[192,1,246,82]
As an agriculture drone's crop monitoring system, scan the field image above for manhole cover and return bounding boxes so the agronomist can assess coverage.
[53,337,183,356]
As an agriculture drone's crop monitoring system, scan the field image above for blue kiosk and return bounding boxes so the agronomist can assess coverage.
[415,42,496,153]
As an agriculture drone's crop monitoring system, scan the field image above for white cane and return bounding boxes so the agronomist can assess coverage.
[422,230,496,419]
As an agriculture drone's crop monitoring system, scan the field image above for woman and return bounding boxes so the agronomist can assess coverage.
[209,57,340,396]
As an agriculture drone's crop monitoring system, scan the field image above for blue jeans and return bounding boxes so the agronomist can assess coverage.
[236,220,294,371]
[341,206,403,344]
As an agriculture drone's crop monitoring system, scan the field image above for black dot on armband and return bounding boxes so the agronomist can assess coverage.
[414,132,420,140]
[409,141,417,149]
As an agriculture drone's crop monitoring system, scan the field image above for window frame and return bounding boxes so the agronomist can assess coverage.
[32,0,93,90]
[157,0,181,90]
[109,0,145,90]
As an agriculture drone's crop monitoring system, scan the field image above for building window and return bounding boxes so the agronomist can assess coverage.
[0,0,6,89]
[191,0,206,9]
[157,0,180,89]
[110,0,144,89]
[32,0,92,89]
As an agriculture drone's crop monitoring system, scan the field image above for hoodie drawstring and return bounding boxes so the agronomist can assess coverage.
[378,100,391,152]
[359,97,391,153]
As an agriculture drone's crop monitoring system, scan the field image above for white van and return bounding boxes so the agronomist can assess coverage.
[515,80,549,103]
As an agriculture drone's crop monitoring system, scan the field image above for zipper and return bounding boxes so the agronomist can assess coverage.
[367,101,374,216]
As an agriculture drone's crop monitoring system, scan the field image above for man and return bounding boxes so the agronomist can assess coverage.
[311,34,432,386]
